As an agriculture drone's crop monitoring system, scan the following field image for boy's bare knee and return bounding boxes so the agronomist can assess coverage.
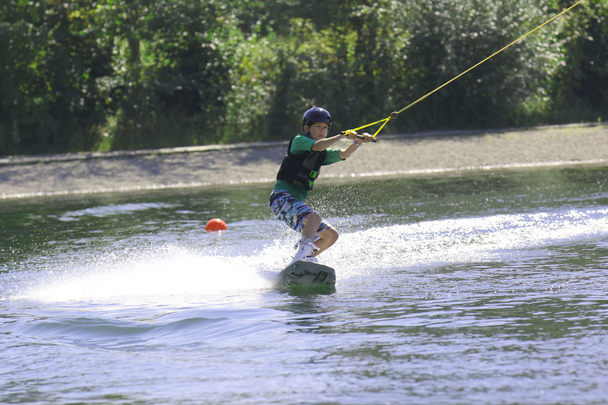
[323,227,339,244]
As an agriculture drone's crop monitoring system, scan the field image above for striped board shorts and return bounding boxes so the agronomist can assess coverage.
[268,190,331,234]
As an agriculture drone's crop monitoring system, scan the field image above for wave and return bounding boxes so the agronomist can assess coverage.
[6,205,607,303]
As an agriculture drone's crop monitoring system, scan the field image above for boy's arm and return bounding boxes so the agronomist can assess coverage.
[310,134,343,152]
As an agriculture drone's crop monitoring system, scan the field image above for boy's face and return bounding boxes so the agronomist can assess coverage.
[305,122,329,141]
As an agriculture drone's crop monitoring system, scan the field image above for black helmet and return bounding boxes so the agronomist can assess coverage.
[302,107,332,129]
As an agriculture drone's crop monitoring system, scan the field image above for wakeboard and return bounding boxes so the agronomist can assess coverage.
[277,260,336,287]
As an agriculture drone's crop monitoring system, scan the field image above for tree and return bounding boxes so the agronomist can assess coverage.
[95,0,238,149]
[1,0,111,155]
[549,0,608,121]
[400,0,557,130]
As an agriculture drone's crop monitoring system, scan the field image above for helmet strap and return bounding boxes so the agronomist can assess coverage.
[301,125,313,138]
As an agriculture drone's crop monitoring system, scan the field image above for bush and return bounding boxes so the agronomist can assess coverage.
[1,0,605,156]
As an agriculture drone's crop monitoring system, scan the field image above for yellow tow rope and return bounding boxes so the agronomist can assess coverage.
[342,0,586,140]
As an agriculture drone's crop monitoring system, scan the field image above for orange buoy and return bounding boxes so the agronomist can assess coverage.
[205,218,227,232]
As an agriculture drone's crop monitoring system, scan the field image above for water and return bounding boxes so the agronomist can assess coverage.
[2,166,608,404]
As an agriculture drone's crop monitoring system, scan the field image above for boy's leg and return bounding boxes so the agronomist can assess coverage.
[302,213,339,256]
[301,212,321,240]
[313,227,339,256]
[269,190,338,258]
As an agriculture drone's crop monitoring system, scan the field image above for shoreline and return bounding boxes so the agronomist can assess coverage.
[1,121,604,166]
[2,123,607,200]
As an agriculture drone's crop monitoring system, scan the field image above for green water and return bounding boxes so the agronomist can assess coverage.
[1,165,608,404]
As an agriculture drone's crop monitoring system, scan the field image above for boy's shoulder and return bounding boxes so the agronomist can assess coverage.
[291,134,316,152]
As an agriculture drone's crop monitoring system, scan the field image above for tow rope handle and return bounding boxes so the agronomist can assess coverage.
[340,111,400,142]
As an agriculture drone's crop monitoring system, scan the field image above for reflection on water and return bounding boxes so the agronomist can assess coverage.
[1,165,608,404]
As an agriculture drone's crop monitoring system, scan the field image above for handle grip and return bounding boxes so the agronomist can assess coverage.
[356,135,378,143]
[339,131,378,143]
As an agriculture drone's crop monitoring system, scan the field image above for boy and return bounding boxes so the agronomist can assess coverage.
[269,107,375,264]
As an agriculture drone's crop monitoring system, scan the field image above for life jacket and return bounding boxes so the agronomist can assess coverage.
[276,135,327,191]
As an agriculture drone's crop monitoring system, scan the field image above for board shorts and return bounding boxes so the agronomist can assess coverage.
[269,190,331,234]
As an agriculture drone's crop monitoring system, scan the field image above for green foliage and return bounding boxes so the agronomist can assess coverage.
[1,0,111,155]
[93,0,238,149]
[1,0,607,156]
[548,0,608,120]
[224,1,411,138]
[400,0,561,130]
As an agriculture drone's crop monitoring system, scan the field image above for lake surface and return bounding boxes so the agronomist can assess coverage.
[2,165,608,404]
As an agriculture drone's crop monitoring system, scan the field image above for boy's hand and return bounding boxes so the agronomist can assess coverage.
[358,133,375,143]
[350,132,375,144]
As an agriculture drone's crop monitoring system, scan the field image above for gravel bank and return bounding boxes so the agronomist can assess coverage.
[1,123,606,199]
